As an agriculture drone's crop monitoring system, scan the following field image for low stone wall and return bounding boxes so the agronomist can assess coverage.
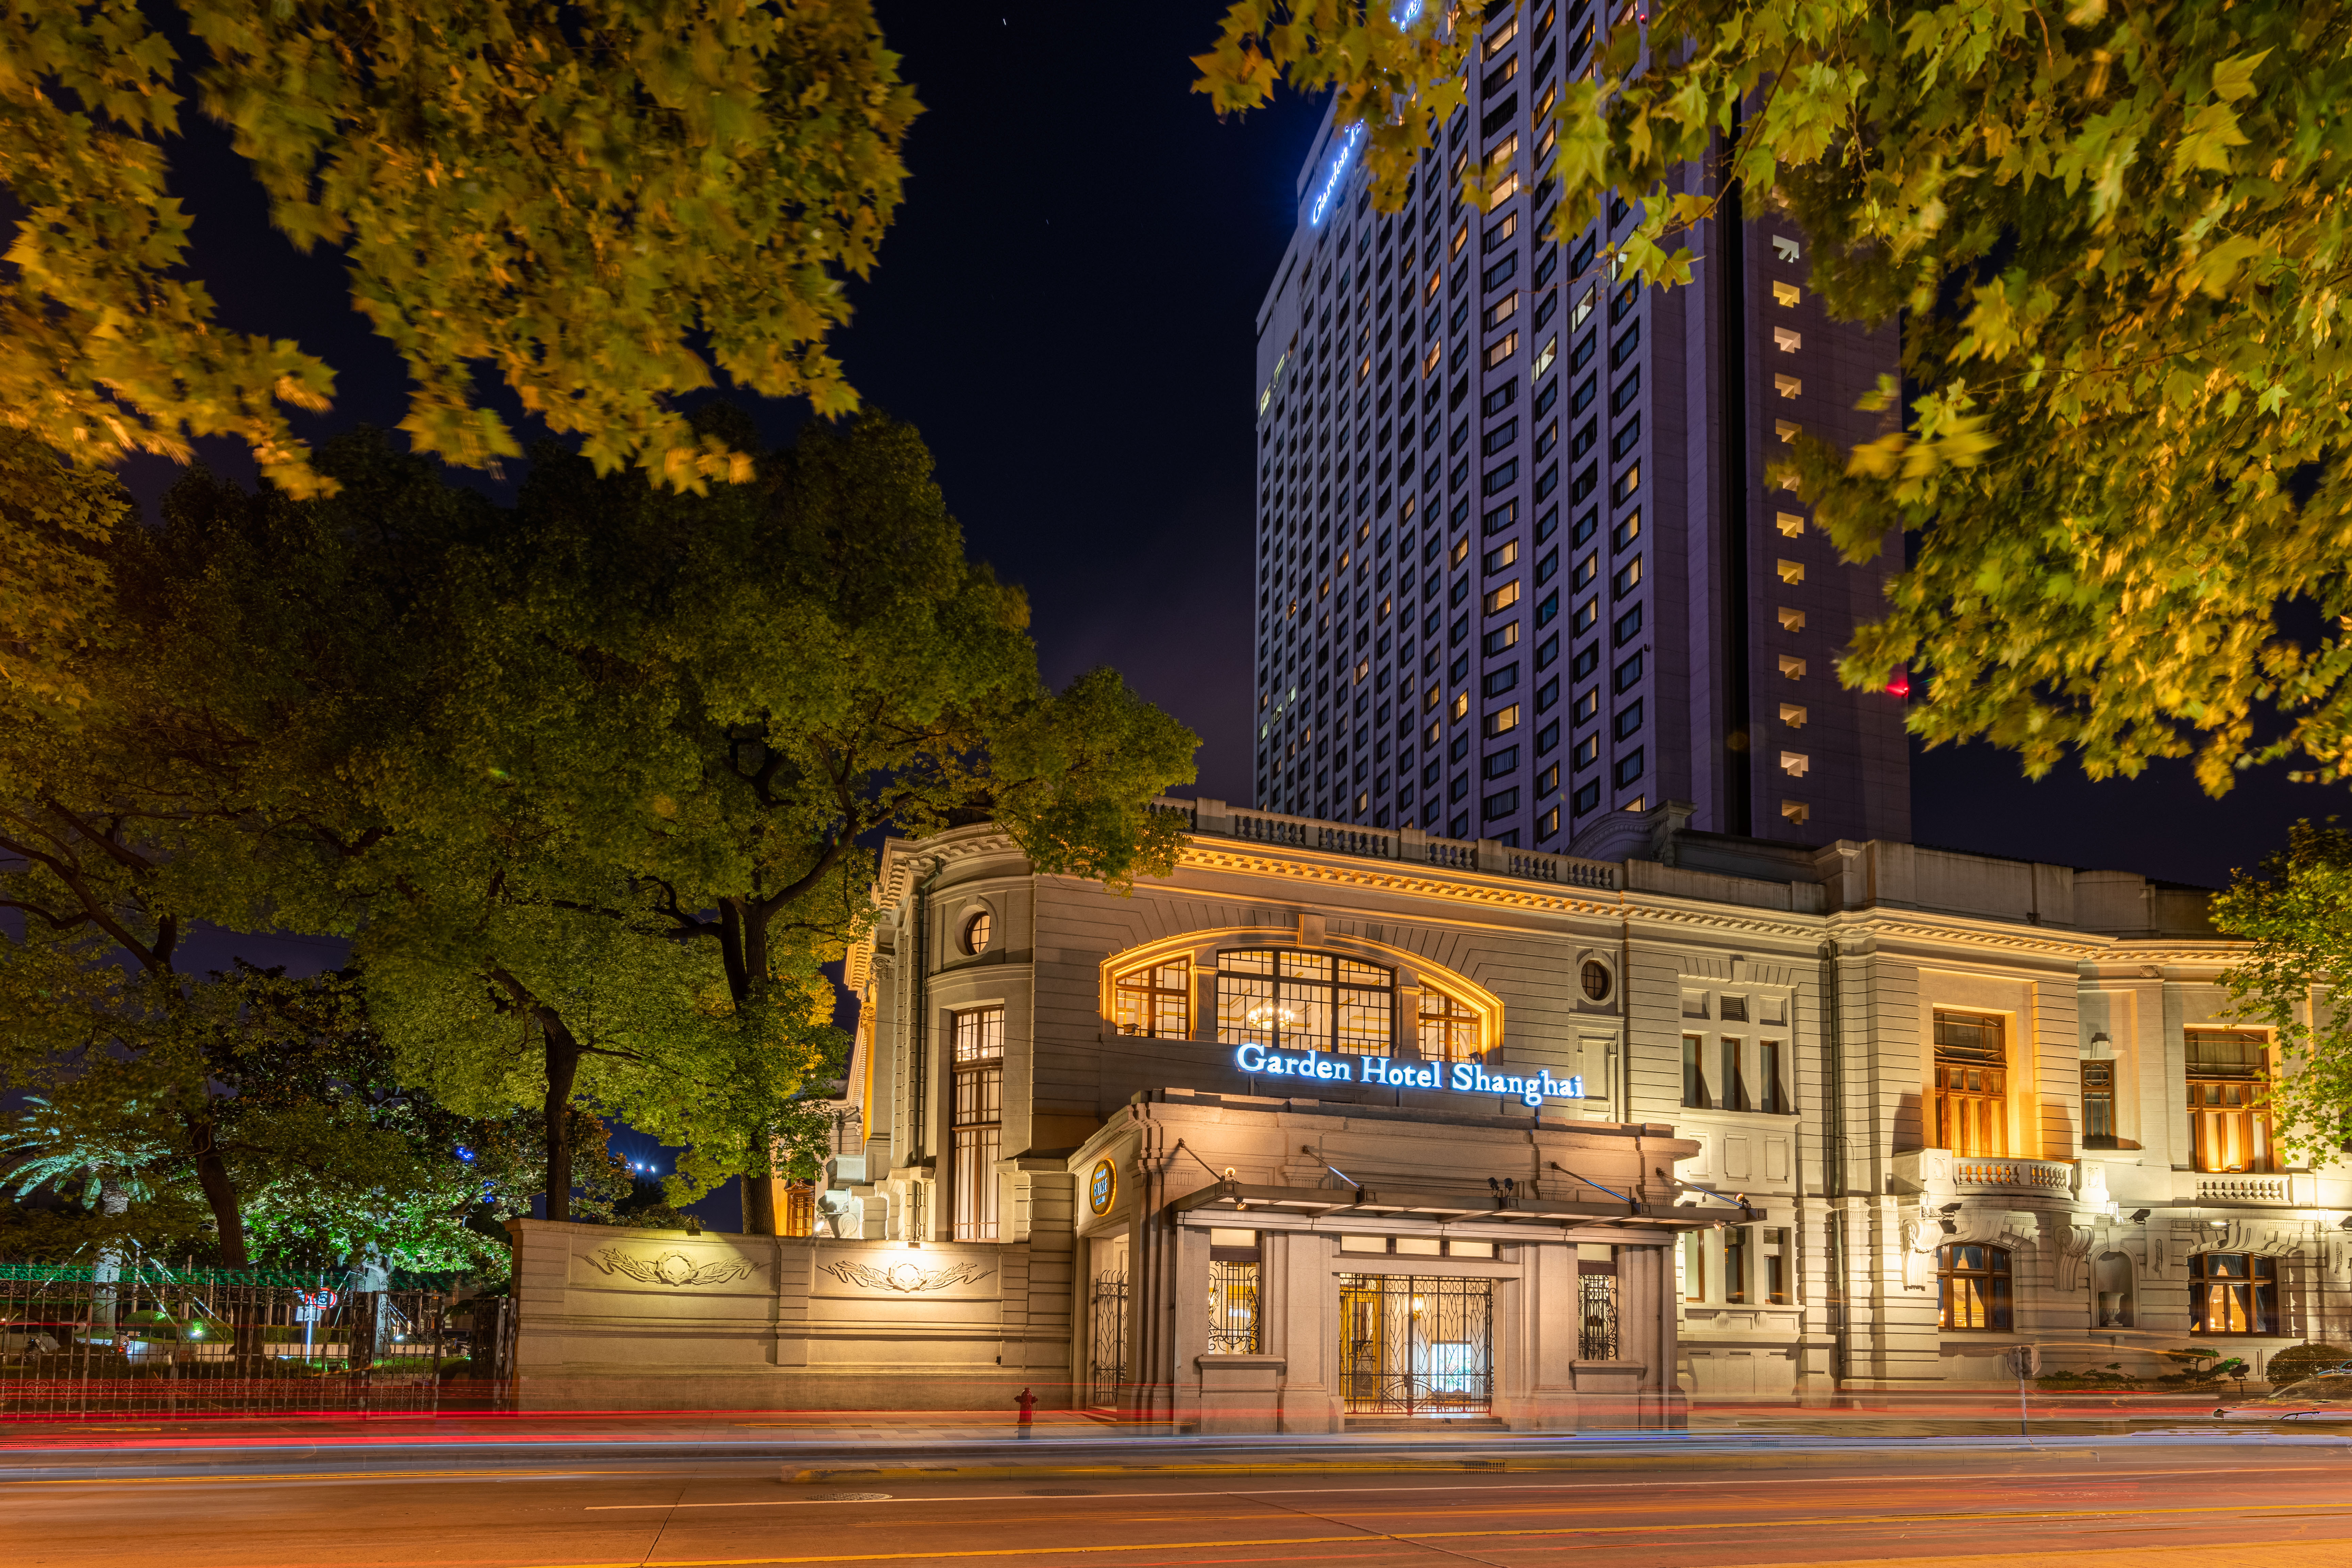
[507,1219,1073,1412]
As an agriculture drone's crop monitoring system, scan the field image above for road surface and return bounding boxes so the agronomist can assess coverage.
[7,1434,2350,1567]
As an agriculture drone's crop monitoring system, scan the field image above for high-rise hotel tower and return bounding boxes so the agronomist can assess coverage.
[1249,3,1910,852]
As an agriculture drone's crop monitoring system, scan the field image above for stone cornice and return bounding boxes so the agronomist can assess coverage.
[1171,843,1625,920]
[852,823,2247,970]
[1829,908,2113,960]
[873,827,1024,908]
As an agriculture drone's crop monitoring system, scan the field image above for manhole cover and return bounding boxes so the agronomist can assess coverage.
[811,1491,894,1502]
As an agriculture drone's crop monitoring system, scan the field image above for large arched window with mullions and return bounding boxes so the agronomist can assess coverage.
[1102,935,1497,1059]
[1216,949,1396,1055]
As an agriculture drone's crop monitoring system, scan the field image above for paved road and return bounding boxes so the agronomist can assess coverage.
[7,1436,2351,1567]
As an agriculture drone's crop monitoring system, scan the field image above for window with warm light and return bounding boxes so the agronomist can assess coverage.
[1217,949,1395,1056]
[2187,1030,2273,1174]
[1207,1228,1261,1353]
[1112,959,1190,1039]
[2190,1252,2277,1335]
[1417,984,1482,1061]
[951,1007,1004,1241]
[1937,1244,2011,1330]
[1933,1010,2007,1157]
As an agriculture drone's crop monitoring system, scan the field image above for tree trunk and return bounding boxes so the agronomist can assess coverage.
[185,1112,250,1267]
[541,1020,582,1224]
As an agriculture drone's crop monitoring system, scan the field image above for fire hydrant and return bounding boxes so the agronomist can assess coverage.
[1015,1386,1038,1437]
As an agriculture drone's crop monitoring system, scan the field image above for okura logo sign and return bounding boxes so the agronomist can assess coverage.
[1233,1044,1582,1108]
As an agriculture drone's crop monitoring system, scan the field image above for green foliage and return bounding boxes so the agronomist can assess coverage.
[2035,1366,2141,1392]
[2213,820,2352,1162]
[2,397,1195,1236]
[0,429,123,714]
[336,410,1196,1216]
[0,966,538,1273]
[1,1,918,495]
[2264,1342,2352,1388]
[1196,1,2352,793]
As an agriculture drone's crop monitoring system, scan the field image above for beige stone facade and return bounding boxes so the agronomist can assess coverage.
[508,798,2347,1416]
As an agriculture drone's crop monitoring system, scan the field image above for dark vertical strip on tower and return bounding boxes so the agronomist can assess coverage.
[1716,127,1753,836]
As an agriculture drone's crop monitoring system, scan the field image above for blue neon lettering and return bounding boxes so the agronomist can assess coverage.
[1309,125,1365,229]
[1230,1047,1577,1101]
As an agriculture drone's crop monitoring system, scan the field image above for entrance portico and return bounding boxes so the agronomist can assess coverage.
[1071,1088,1730,1432]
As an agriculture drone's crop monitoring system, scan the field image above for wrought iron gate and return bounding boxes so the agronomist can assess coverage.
[1338,1274,1494,1416]
[1578,1272,1620,1361]
[1087,1268,1128,1407]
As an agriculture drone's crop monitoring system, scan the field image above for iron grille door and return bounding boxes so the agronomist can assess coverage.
[1336,1273,1493,1416]
[1207,1260,1261,1354]
[1578,1272,1619,1361]
[1087,1268,1128,1407]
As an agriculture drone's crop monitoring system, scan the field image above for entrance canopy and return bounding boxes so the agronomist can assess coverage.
[1169,1178,1764,1232]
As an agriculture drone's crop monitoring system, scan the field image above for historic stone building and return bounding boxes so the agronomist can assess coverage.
[506,800,2345,1417]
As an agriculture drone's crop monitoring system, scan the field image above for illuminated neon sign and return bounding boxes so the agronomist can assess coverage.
[1308,124,1365,228]
[1235,1043,1582,1107]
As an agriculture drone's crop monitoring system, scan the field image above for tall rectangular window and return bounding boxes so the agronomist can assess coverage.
[2187,1030,2272,1174]
[2082,1059,2117,1148]
[1765,1228,1791,1304]
[1720,1038,1748,1112]
[951,1007,1004,1241]
[1723,1226,1749,1304]
[1680,1230,1705,1302]
[1681,1035,1709,1109]
[1932,1010,2007,1157]
[1759,1040,1786,1115]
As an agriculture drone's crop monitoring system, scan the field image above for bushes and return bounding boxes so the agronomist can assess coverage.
[2266,1343,2352,1388]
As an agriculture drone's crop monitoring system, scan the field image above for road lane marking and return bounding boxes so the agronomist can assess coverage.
[579,1464,2346,1510]
[497,1502,2352,1566]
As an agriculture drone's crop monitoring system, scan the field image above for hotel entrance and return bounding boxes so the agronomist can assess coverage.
[1338,1274,1494,1417]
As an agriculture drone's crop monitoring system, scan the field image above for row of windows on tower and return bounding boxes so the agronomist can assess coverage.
[1255,16,1646,839]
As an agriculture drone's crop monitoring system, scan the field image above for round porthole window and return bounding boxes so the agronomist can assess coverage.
[1580,960,1613,1001]
[962,910,992,954]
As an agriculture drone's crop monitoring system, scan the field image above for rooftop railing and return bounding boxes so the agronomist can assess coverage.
[1150,797,1618,892]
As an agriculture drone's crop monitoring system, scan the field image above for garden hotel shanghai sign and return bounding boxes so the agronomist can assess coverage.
[1234,1043,1582,1107]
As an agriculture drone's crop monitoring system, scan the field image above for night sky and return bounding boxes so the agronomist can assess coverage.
[113,1,2334,1129]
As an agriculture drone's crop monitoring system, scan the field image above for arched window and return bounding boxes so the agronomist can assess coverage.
[960,910,993,955]
[1418,986,1481,1061]
[1113,959,1190,1038]
[1936,1244,2011,1331]
[2190,1252,2278,1335]
[1215,949,1395,1055]
[1106,939,1497,1061]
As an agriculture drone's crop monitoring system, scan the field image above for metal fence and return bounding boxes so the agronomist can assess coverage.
[0,1262,508,1416]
